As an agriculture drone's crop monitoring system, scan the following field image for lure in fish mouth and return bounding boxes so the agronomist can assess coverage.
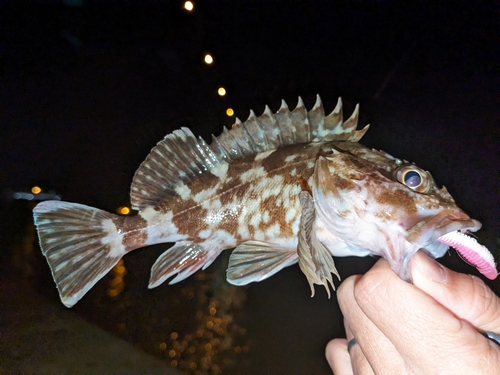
[32,95,497,307]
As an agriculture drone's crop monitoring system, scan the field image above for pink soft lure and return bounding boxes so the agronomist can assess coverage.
[437,231,498,280]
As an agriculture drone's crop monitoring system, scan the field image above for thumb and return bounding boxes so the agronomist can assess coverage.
[410,251,500,335]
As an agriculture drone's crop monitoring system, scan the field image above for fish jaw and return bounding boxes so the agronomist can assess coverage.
[405,209,480,248]
[401,207,489,276]
[405,211,497,280]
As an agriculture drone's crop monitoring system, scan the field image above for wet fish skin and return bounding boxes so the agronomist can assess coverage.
[32,95,497,307]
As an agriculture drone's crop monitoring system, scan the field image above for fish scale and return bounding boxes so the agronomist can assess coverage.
[33,95,497,308]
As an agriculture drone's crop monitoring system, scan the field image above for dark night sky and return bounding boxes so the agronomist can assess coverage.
[0,2,499,373]
[2,1,497,211]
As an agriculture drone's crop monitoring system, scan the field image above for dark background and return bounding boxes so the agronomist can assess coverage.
[1,1,499,374]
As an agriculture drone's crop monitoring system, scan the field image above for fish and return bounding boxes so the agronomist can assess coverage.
[33,95,498,308]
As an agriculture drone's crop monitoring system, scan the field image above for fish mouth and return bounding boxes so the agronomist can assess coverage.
[406,210,497,280]
[408,210,481,244]
[426,212,497,280]
[431,213,482,241]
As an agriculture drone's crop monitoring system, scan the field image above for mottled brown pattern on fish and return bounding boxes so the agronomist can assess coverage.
[261,143,317,173]
[315,146,334,160]
[330,172,357,191]
[347,156,375,175]
[425,191,458,210]
[112,215,148,252]
[161,142,326,244]
[374,211,393,221]
[376,189,417,215]
[316,154,358,191]
[258,191,297,239]
[297,175,311,194]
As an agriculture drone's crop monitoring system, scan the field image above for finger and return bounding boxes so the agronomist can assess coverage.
[344,324,374,375]
[410,251,500,334]
[338,277,405,375]
[353,258,500,374]
[325,338,354,375]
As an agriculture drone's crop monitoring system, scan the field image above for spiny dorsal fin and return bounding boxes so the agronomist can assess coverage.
[130,95,369,210]
[210,95,369,161]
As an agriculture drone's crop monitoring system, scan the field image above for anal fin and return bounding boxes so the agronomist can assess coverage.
[148,242,220,288]
[226,241,298,285]
[298,191,340,298]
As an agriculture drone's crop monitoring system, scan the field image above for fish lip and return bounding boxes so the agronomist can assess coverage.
[430,216,482,241]
[407,210,482,245]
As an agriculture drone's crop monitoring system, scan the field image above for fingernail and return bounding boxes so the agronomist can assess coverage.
[410,251,447,284]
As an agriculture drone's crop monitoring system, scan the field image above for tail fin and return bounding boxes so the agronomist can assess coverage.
[33,201,126,307]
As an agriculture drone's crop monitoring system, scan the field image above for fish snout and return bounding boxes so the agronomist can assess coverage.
[433,212,482,241]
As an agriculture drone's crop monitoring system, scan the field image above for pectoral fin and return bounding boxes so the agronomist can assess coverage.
[226,241,298,285]
[298,191,340,298]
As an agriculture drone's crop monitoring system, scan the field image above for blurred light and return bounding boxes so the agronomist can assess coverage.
[217,87,226,96]
[226,108,234,116]
[115,264,126,275]
[118,206,130,215]
[13,190,60,201]
[204,54,213,65]
[107,259,126,298]
[183,1,194,12]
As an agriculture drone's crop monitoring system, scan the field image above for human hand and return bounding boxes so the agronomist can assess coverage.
[325,251,500,375]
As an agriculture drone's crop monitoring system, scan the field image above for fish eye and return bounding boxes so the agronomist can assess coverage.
[394,165,430,193]
[403,170,421,187]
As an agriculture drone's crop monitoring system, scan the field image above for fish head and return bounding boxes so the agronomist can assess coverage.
[312,142,492,280]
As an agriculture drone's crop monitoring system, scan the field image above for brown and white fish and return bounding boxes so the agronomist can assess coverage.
[33,95,498,308]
